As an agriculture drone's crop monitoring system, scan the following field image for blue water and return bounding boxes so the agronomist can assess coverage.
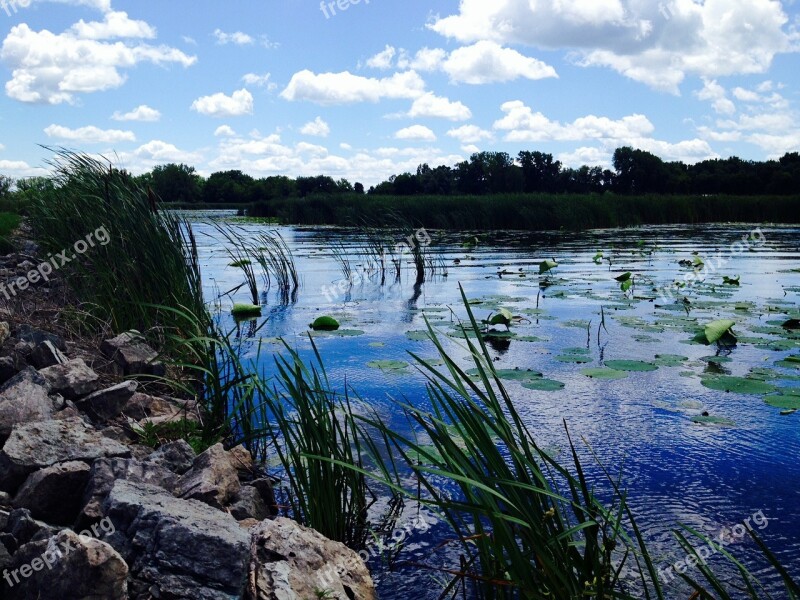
[189,213,800,598]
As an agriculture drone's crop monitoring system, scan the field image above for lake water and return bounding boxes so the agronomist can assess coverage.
[188,212,800,598]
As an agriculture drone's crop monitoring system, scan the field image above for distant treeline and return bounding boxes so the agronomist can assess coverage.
[2,146,798,229]
[247,193,800,231]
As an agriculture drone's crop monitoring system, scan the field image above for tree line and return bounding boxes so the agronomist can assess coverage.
[2,147,799,207]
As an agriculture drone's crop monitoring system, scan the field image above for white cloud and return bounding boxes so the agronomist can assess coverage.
[442,41,558,84]
[214,125,237,137]
[557,146,613,169]
[281,70,426,105]
[111,104,161,122]
[493,100,654,142]
[242,73,276,90]
[397,47,447,72]
[191,89,254,117]
[446,124,493,144]
[213,29,254,46]
[69,10,156,40]
[366,45,396,69]
[408,93,472,121]
[696,79,736,115]
[44,124,136,143]
[1,23,196,104]
[0,159,48,178]
[429,0,799,93]
[300,117,331,138]
[395,125,437,141]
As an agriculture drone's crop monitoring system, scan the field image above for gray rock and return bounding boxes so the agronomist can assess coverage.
[2,508,61,551]
[101,331,165,377]
[0,356,19,386]
[0,321,9,345]
[78,457,179,527]
[39,358,101,400]
[0,367,54,437]
[0,417,131,493]
[249,517,376,600]
[124,391,200,424]
[79,380,138,421]
[229,486,270,522]
[175,443,240,509]
[3,529,128,600]
[143,439,195,475]
[28,340,68,369]
[103,480,249,600]
[13,324,66,351]
[13,461,91,525]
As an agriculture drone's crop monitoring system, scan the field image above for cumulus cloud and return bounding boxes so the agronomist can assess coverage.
[69,10,156,40]
[397,47,447,72]
[429,0,799,93]
[280,70,425,105]
[446,124,493,144]
[1,23,196,104]
[213,29,254,45]
[242,73,276,90]
[191,89,254,117]
[366,45,396,69]
[395,125,437,141]
[696,79,736,115]
[214,125,237,137]
[0,159,48,177]
[442,41,558,84]
[408,93,472,121]
[111,104,161,122]
[44,124,136,143]
[300,116,331,137]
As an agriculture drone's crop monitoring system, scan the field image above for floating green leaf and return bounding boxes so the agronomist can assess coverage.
[691,415,735,427]
[654,354,689,367]
[776,355,800,369]
[580,368,628,380]
[764,390,800,410]
[539,259,558,274]
[366,360,410,372]
[555,354,592,364]
[701,376,776,395]
[695,319,737,345]
[406,330,430,341]
[522,379,565,392]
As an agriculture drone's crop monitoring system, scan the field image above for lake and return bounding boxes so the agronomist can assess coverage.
[188,211,800,598]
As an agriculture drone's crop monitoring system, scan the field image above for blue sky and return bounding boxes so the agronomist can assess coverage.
[0,0,798,185]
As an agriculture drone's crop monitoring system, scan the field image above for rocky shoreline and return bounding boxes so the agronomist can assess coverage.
[0,230,375,599]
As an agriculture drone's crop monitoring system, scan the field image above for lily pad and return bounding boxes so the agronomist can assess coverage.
[604,360,658,372]
[406,330,430,341]
[581,368,628,380]
[691,415,736,427]
[654,354,689,367]
[522,379,565,392]
[366,360,410,372]
[466,368,543,381]
[311,328,365,337]
[539,259,558,274]
[776,355,800,369]
[764,390,800,410]
[701,376,777,395]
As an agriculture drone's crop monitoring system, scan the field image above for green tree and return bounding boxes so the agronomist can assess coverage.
[150,163,203,204]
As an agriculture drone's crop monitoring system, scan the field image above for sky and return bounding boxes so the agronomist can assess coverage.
[0,0,798,186]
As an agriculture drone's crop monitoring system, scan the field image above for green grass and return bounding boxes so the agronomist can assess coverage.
[0,211,21,254]
[249,193,800,230]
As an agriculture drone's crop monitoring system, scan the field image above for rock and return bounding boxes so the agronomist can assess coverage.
[103,480,249,599]
[125,391,200,424]
[3,529,128,600]
[0,417,131,493]
[13,324,66,352]
[39,358,101,400]
[101,331,165,377]
[229,486,270,522]
[13,461,91,525]
[28,340,69,369]
[228,444,254,475]
[250,479,279,517]
[175,443,240,509]
[0,367,55,437]
[249,517,376,600]
[2,508,61,551]
[0,356,19,386]
[0,491,10,506]
[0,322,9,345]
[143,439,195,475]
[79,380,138,421]
[78,457,179,526]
